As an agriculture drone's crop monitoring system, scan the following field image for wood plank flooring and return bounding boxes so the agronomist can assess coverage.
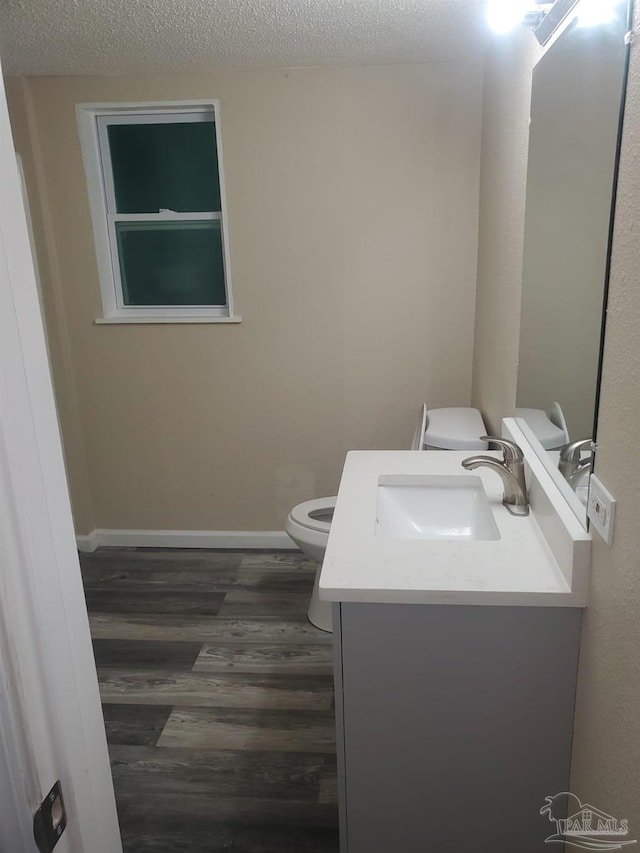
[80,547,338,853]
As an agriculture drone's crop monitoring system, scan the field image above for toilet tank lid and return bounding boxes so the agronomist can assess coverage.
[423,407,488,450]
[515,408,568,450]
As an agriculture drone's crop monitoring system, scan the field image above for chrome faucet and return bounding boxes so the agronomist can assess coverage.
[558,439,593,488]
[461,437,529,516]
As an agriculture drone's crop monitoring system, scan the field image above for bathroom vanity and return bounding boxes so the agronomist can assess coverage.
[320,421,590,853]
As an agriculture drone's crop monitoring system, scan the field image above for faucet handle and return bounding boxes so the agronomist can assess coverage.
[559,438,593,463]
[480,436,524,465]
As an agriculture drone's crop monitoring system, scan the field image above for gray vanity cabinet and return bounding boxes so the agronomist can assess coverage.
[332,601,582,852]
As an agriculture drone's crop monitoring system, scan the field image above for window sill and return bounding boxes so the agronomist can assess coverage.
[94,315,242,325]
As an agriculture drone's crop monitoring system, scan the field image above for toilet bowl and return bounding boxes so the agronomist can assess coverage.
[286,498,336,631]
[287,497,336,562]
[286,405,488,632]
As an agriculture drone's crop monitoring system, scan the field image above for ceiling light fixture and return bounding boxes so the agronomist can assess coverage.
[486,0,530,33]
[486,0,553,34]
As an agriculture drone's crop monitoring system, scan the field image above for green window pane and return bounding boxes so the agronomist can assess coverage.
[116,220,226,307]
[108,121,221,214]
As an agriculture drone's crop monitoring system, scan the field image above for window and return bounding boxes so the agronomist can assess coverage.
[77,101,239,323]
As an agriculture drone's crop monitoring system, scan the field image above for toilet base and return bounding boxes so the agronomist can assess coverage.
[285,510,333,632]
[307,566,333,632]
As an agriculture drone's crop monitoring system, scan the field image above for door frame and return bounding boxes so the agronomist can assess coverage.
[0,64,122,853]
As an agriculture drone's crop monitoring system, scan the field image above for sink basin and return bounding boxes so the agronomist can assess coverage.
[375,474,500,541]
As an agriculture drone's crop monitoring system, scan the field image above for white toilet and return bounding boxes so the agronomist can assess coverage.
[286,405,489,632]
[515,402,570,449]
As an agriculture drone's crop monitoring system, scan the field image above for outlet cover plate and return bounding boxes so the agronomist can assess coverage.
[587,474,616,545]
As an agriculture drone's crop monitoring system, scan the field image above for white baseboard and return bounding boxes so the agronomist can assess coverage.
[76,529,297,553]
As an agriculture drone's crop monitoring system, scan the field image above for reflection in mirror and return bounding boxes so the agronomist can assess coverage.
[515,0,631,525]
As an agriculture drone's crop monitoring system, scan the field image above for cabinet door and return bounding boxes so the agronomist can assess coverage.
[338,602,581,853]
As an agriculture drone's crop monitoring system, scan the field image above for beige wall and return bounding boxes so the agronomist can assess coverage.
[471,29,540,434]
[6,63,483,533]
[570,0,640,826]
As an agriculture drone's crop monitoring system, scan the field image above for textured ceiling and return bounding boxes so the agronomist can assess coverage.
[0,0,486,76]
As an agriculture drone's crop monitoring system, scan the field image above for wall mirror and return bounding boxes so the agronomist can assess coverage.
[515,0,632,526]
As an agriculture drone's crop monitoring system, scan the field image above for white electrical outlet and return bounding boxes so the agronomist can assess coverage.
[587,474,616,545]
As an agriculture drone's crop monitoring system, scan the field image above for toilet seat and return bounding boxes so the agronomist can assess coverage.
[288,497,336,533]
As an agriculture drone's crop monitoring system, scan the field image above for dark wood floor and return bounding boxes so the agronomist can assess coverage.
[80,547,339,853]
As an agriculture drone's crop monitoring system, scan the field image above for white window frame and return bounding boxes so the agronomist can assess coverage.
[76,100,240,324]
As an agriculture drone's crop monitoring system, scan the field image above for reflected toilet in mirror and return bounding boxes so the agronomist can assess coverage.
[516,403,593,505]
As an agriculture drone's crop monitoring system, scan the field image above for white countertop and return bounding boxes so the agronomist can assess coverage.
[319,449,590,607]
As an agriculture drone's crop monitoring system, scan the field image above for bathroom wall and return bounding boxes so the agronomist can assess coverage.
[6,62,483,534]
[471,29,541,433]
[569,0,640,828]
